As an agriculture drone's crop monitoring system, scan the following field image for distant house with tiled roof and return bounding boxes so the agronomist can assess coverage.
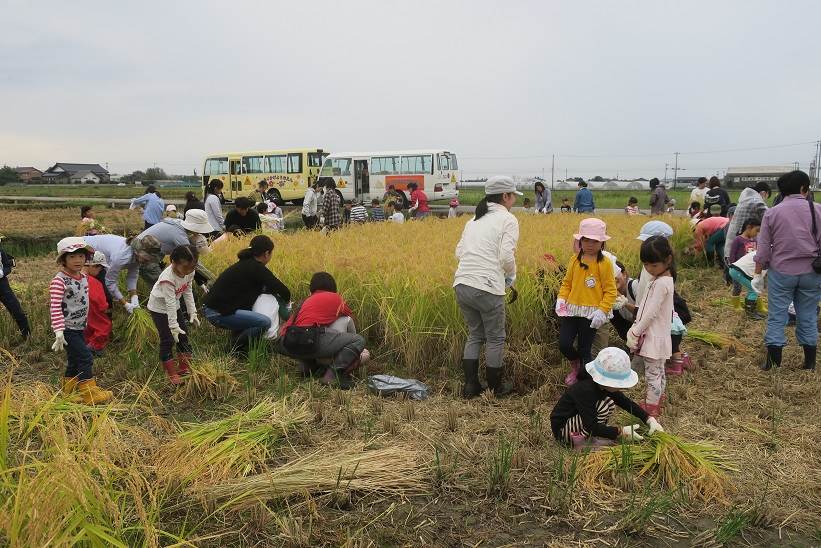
[13,166,42,182]
[69,170,101,184]
[42,163,110,184]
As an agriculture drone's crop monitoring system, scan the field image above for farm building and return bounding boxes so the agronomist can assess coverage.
[723,165,792,189]
[13,166,42,182]
[42,162,110,183]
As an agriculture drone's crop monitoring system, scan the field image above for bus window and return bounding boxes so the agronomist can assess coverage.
[450,154,458,170]
[371,156,399,175]
[266,155,286,173]
[401,155,433,174]
[438,154,450,171]
[205,158,228,175]
[320,158,352,177]
[231,161,243,175]
[243,156,264,174]
[308,152,326,168]
[287,153,303,174]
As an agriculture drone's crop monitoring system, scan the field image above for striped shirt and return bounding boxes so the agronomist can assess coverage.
[350,205,368,223]
[550,379,648,441]
[369,207,385,221]
[49,271,89,331]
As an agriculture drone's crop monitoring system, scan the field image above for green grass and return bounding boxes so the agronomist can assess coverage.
[0,184,195,200]
[440,189,742,209]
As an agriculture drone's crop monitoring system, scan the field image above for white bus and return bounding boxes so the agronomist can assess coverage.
[318,150,459,206]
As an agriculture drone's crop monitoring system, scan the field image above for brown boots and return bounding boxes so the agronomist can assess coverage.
[61,377,113,405]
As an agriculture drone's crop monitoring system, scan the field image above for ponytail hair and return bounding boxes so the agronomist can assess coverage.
[237,234,274,261]
[205,179,224,199]
[474,193,505,220]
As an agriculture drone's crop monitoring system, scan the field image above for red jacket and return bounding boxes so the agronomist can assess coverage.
[279,290,352,337]
[84,275,112,351]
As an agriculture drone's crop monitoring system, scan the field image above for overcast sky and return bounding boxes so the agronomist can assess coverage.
[2,0,820,179]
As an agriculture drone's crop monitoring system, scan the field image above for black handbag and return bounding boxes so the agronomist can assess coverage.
[809,196,821,274]
[281,300,320,357]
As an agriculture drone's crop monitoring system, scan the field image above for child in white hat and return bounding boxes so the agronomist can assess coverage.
[550,347,663,448]
[83,251,112,355]
[49,237,113,404]
[555,218,618,386]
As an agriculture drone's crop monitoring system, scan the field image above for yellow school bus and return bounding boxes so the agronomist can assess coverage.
[202,148,328,203]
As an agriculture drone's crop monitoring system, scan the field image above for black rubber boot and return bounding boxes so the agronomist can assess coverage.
[761,345,782,371]
[486,367,513,397]
[744,299,766,320]
[802,345,816,370]
[461,359,482,399]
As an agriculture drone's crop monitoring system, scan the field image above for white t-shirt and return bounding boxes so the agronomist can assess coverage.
[389,212,405,224]
[147,265,196,328]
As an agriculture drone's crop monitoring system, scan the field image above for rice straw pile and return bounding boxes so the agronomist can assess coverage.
[578,433,734,502]
[198,443,429,511]
[686,329,738,349]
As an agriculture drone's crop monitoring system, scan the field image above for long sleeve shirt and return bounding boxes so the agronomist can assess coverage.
[322,190,342,228]
[453,203,519,296]
[131,193,165,225]
[550,379,649,440]
[83,234,139,302]
[755,194,821,275]
[84,275,111,350]
[204,194,225,231]
[535,190,552,213]
[728,235,756,265]
[573,188,595,212]
[649,186,668,215]
[630,274,673,360]
[49,271,89,331]
[203,258,291,315]
[689,187,707,206]
[558,254,617,315]
[147,265,196,328]
[138,219,191,255]
[693,216,729,251]
[301,188,318,217]
[224,209,261,232]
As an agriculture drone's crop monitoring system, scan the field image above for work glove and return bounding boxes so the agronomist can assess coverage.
[51,330,67,352]
[626,329,640,352]
[170,326,186,343]
[621,424,644,442]
[199,283,210,294]
[130,295,140,306]
[125,301,140,314]
[751,273,766,294]
[504,275,515,288]
[189,312,201,328]
[589,309,608,329]
[612,294,628,311]
[647,417,664,435]
[555,298,569,317]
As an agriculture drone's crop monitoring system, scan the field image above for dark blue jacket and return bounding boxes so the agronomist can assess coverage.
[574,187,595,212]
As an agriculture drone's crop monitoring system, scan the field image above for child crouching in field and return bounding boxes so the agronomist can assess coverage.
[49,237,113,404]
[627,236,675,417]
[83,251,112,355]
[147,245,200,385]
[556,219,617,386]
[727,217,764,319]
[550,347,663,448]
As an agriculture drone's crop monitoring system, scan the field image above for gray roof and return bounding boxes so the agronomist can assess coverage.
[45,163,109,176]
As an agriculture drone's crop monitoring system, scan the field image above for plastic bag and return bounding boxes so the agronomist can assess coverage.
[251,294,280,339]
[367,375,429,400]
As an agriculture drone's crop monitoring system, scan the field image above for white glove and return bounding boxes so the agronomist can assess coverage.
[612,294,628,311]
[555,298,569,317]
[199,283,210,294]
[589,309,608,329]
[130,295,140,306]
[626,329,640,352]
[647,417,664,435]
[170,326,186,342]
[620,424,644,442]
[125,302,140,314]
[319,216,325,225]
[751,273,765,294]
[504,276,515,288]
[189,313,201,327]
[51,330,67,352]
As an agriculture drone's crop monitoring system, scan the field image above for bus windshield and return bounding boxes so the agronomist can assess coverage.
[320,157,352,177]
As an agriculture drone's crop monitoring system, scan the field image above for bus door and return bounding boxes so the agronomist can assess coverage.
[229,158,243,198]
[354,160,370,198]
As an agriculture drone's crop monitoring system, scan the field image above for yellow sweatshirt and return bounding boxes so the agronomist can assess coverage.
[558,254,617,314]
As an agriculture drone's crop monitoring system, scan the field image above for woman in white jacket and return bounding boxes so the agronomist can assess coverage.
[453,175,521,398]
[204,179,225,236]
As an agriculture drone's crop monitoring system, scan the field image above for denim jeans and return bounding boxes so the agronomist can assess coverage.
[65,329,93,381]
[765,269,821,347]
[203,306,271,343]
[0,276,29,336]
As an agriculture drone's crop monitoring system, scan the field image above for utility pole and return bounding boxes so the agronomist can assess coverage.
[673,152,679,190]
[664,163,668,184]
[565,168,568,182]
[551,154,555,190]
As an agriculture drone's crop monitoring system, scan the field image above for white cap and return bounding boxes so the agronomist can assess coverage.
[86,250,109,268]
[485,176,523,196]
[56,237,93,263]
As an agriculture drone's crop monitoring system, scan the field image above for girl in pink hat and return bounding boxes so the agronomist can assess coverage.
[555,218,618,385]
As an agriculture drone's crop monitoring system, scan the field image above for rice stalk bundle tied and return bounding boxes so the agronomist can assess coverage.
[686,329,738,348]
[157,398,311,486]
[197,443,429,511]
[172,358,239,402]
[125,307,157,350]
[578,433,734,502]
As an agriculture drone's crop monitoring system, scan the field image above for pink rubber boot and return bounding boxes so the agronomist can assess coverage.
[564,360,581,386]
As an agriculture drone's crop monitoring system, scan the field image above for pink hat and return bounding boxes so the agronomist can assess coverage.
[573,218,611,243]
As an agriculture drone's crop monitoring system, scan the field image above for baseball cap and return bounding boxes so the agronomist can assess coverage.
[636,220,674,241]
[485,176,523,196]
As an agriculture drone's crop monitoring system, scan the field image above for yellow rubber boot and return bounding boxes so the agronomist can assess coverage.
[756,298,768,315]
[60,377,81,402]
[730,295,742,310]
[76,379,113,405]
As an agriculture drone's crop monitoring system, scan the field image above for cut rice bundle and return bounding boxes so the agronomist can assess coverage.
[686,329,737,349]
[125,307,157,350]
[197,442,429,511]
[578,433,734,502]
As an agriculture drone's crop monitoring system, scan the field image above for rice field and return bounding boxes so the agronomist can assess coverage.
[0,213,819,546]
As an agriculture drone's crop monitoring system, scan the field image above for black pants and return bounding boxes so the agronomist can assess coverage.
[150,309,192,362]
[0,276,29,337]
[672,333,682,355]
[559,316,595,381]
[302,214,318,229]
[610,313,632,342]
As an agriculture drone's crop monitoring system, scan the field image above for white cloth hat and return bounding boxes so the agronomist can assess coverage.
[166,204,177,212]
[485,175,523,196]
[636,220,673,241]
[86,250,109,268]
[56,237,93,263]
[585,347,639,389]
[180,209,215,234]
